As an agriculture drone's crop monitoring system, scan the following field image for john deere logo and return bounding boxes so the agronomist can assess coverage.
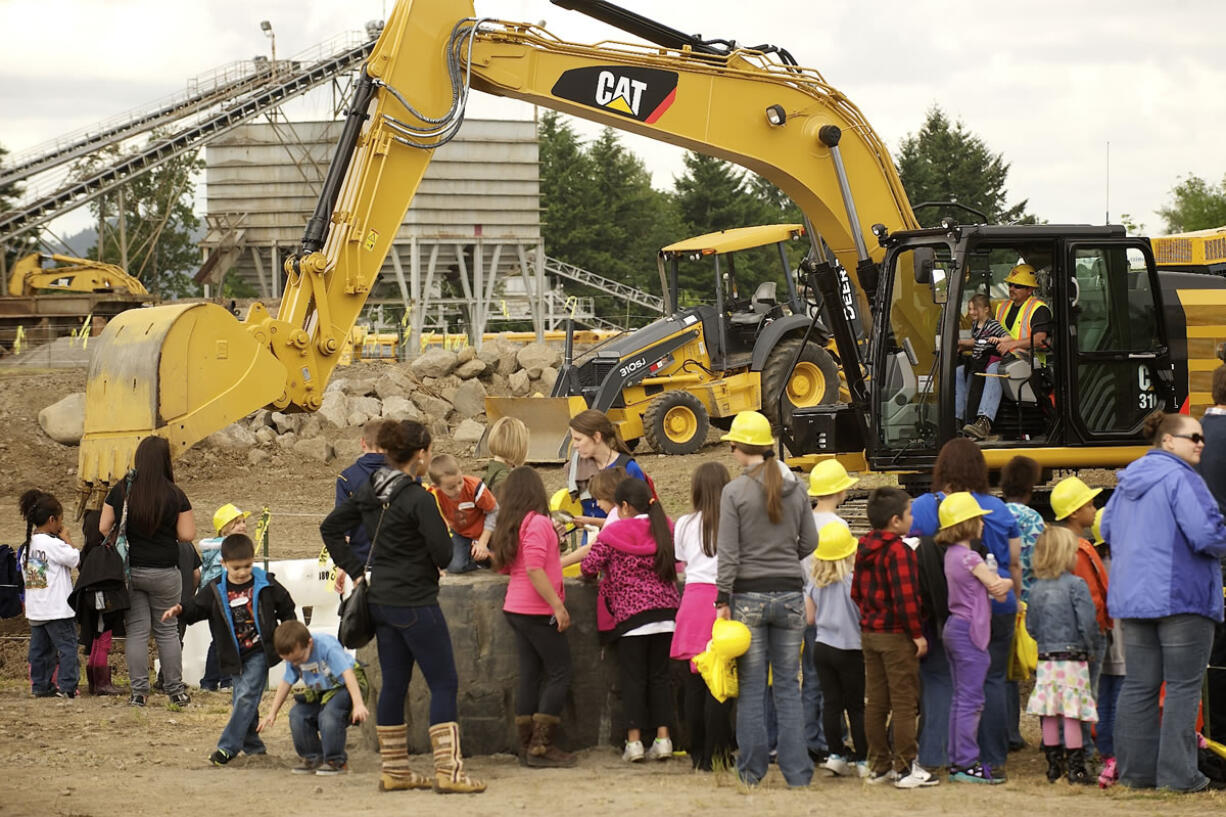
[551,66,678,124]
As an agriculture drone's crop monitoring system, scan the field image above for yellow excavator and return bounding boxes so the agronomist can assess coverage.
[8,253,149,297]
[76,0,1226,505]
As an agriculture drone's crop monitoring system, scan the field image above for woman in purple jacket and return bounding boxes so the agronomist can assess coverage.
[1103,411,1226,792]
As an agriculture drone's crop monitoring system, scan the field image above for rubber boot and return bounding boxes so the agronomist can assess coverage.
[1066,748,1093,785]
[1042,744,1065,783]
[94,666,123,696]
[526,713,577,768]
[515,716,533,767]
[429,721,487,794]
[86,665,98,696]
[375,724,432,792]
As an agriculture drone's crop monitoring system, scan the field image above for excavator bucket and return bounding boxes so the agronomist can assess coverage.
[77,302,287,508]
[478,395,589,463]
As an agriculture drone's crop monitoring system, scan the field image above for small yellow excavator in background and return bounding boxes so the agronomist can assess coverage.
[485,223,842,460]
[7,253,149,297]
[74,0,1226,507]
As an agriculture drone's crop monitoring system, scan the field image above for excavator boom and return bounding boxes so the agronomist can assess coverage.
[8,253,149,297]
[78,0,919,505]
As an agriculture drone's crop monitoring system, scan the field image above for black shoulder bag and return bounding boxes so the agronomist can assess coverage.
[337,502,388,650]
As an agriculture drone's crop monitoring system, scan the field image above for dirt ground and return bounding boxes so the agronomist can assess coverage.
[1,364,1216,815]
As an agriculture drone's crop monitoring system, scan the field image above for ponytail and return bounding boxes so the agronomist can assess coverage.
[742,444,783,524]
[614,477,676,583]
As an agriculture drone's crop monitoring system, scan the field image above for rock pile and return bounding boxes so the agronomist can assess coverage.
[38,338,567,464]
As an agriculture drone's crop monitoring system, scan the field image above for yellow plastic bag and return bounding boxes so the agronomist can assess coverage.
[693,645,739,702]
[1008,602,1038,681]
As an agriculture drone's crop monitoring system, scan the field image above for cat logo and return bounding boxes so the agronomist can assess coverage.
[551,66,678,124]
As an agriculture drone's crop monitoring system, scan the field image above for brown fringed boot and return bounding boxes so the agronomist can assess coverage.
[375,724,432,792]
[429,721,487,794]
[526,713,577,768]
[515,715,533,766]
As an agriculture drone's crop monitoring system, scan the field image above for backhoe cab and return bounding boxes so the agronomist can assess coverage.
[793,222,1226,484]
[484,224,840,460]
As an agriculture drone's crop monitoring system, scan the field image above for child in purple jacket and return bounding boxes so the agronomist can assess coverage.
[580,478,679,764]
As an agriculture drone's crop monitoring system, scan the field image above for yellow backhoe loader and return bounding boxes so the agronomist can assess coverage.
[485,223,843,460]
[76,0,1226,506]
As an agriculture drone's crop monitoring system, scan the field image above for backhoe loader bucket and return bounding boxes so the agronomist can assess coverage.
[477,395,589,463]
[77,302,287,509]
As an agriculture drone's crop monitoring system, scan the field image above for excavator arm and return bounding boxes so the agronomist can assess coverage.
[77,0,918,505]
[8,253,149,297]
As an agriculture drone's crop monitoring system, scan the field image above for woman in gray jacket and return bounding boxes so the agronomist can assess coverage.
[714,412,817,788]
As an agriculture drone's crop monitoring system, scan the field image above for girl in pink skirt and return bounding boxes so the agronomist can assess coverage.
[1026,527,1100,785]
[669,462,733,770]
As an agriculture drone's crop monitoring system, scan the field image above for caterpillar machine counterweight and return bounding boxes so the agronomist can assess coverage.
[76,0,1226,506]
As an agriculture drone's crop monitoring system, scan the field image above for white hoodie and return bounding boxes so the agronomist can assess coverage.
[22,532,79,621]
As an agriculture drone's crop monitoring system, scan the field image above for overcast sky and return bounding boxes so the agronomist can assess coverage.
[2,0,1223,244]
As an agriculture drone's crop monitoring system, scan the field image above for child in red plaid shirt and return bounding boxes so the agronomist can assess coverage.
[851,487,936,788]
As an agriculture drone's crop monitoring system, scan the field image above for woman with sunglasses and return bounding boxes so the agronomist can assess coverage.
[1101,411,1226,792]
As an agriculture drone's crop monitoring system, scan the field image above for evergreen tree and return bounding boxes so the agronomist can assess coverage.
[1157,173,1226,233]
[77,140,204,299]
[0,141,37,268]
[897,105,1032,226]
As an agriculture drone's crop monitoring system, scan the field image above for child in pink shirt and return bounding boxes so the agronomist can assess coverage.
[491,466,574,769]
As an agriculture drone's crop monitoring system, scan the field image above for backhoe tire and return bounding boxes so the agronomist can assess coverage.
[760,337,839,432]
[643,391,709,455]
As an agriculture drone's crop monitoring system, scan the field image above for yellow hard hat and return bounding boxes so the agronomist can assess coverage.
[710,618,752,659]
[807,459,859,497]
[815,521,857,561]
[1004,264,1039,288]
[212,503,251,535]
[1091,508,1105,546]
[549,488,582,519]
[720,411,775,447]
[1051,477,1102,521]
[938,491,992,530]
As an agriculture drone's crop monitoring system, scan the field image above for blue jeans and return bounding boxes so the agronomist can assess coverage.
[955,360,1002,421]
[29,618,79,695]
[371,602,459,726]
[917,621,951,768]
[733,591,811,787]
[447,533,479,574]
[976,612,1013,770]
[1116,614,1214,791]
[218,650,268,756]
[801,625,827,755]
[1096,673,1124,758]
[290,688,353,765]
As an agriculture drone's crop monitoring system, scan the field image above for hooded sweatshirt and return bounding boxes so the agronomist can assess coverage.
[581,515,679,642]
[715,460,817,605]
[321,466,452,607]
[1103,449,1226,621]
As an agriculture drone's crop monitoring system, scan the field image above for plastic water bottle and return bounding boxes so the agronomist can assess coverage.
[986,553,999,574]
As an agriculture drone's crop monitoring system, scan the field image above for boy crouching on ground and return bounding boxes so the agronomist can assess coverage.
[258,620,370,775]
[164,533,296,766]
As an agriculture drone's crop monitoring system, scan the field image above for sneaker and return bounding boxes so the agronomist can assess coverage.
[823,755,852,777]
[962,416,992,440]
[644,737,673,761]
[865,768,898,785]
[622,740,645,763]
[856,761,870,778]
[33,689,58,698]
[292,759,321,775]
[895,761,940,788]
[951,762,1005,785]
[55,689,78,699]
[316,761,348,776]
[128,693,147,707]
[169,691,191,707]
[209,749,234,767]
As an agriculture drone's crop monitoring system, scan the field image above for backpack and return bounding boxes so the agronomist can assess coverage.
[611,453,660,504]
[0,545,23,618]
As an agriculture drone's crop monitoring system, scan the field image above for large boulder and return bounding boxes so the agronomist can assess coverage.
[411,392,452,419]
[508,369,532,397]
[205,423,259,449]
[453,418,486,446]
[254,427,277,446]
[299,414,329,439]
[374,368,415,401]
[275,432,298,450]
[270,411,302,435]
[516,341,560,372]
[409,348,458,379]
[451,379,487,419]
[38,392,86,445]
[347,396,383,428]
[247,409,273,432]
[454,358,487,380]
[339,375,378,398]
[317,391,350,428]
[381,395,423,422]
[535,364,559,394]
[293,436,335,463]
[476,337,509,365]
[457,345,477,365]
